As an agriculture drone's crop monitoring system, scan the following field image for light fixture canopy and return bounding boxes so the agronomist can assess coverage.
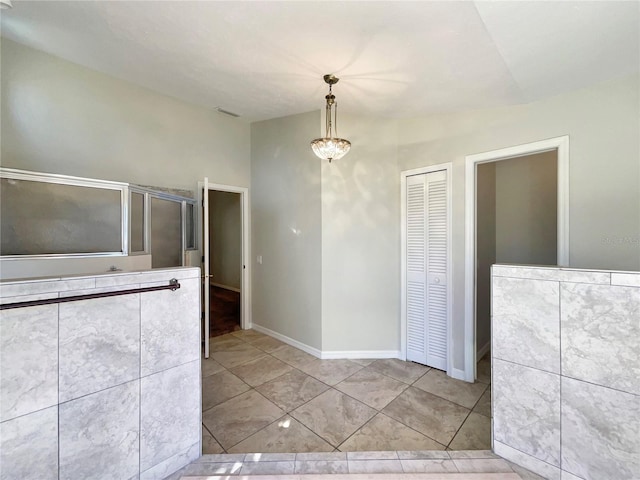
[310,74,351,162]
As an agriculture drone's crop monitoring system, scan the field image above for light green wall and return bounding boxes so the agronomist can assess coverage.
[321,114,400,352]
[250,111,323,350]
[0,39,250,190]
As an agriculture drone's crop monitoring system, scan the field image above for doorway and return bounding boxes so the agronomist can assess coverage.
[200,179,251,358]
[207,190,242,337]
[464,136,569,382]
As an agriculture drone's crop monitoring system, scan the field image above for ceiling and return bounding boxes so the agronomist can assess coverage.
[1,1,638,122]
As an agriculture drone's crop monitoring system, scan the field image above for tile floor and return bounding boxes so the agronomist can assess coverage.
[201,330,492,454]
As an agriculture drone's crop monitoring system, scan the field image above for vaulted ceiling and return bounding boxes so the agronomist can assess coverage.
[1,1,638,122]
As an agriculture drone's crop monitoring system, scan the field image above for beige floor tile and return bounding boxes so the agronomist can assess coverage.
[338,413,446,452]
[202,390,284,450]
[255,369,329,412]
[231,329,267,343]
[202,370,250,411]
[477,356,491,384]
[228,415,334,454]
[291,389,376,447]
[230,355,293,387]
[473,386,491,418]
[382,387,470,446]
[209,334,246,352]
[202,427,225,454]
[202,357,226,378]
[250,336,287,353]
[368,358,430,384]
[448,412,491,450]
[351,358,377,367]
[210,342,266,368]
[414,369,489,409]
[300,359,364,386]
[271,345,319,369]
[336,368,408,410]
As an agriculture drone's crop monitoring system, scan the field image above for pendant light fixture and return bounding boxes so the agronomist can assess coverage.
[310,74,351,162]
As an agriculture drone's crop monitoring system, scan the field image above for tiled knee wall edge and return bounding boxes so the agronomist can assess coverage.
[0,267,203,480]
[491,265,640,480]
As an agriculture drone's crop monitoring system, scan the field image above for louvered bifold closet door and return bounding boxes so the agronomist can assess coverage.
[405,170,448,370]
[406,175,428,364]
[424,170,448,370]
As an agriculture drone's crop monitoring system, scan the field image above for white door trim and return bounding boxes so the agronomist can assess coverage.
[401,162,453,376]
[198,182,252,332]
[464,136,570,382]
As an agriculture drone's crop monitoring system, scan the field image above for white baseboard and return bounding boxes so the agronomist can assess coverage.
[476,341,491,362]
[251,324,402,361]
[210,281,241,293]
[251,324,322,359]
[321,350,401,360]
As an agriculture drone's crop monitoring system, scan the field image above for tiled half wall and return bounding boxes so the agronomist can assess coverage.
[491,265,640,480]
[0,267,202,480]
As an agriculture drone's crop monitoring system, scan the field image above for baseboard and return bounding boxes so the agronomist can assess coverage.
[321,350,401,360]
[251,324,322,359]
[251,324,401,361]
[476,341,491,362]
[209,281,241,293]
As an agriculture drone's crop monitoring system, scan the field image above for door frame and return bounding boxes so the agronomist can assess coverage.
[198,181,251,336]
[400,162,453,376]
[464,135,570,382]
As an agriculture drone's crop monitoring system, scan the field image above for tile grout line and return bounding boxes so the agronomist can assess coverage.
[559,281,563,474]
[138,291,142,477]
[57,302,61,480]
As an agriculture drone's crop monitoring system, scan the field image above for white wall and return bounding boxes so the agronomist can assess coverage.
[321,114,400,353]
[496,151,557,265]
[0,39,250,191]
[250,111,322,350]
[475,162,496,355]
[399,74,640,372]
[209,190,242,290]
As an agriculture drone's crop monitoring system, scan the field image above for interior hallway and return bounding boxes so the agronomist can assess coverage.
[201,330,492,454]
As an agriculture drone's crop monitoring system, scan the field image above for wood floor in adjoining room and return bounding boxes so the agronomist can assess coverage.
[201,330,492,454]
[207,286,241,337]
